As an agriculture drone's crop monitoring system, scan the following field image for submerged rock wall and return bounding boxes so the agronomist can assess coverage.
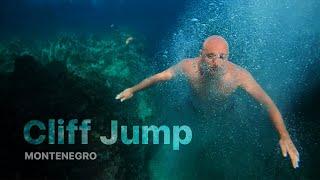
[0,31,155,180]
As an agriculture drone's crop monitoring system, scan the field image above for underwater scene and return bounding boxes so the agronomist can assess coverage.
[0,0,319,179]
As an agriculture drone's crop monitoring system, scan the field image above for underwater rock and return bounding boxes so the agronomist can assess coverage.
[0,53,151,179]
[0,31,156,179]
[14,55,43,75]
[0,32,155,122]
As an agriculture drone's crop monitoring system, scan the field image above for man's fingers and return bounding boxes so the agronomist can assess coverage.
[115,92,124,100]
[279,141,287,157]
[115,94,121,99]
[288,150,299,168]
[287,145,300,168]
[115,89,133,102]
[120,94,133,102]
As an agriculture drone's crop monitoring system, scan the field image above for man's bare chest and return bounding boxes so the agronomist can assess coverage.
[186,70,239,96]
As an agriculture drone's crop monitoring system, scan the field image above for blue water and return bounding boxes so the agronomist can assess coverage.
[0,0,186,55]
[1,0,319,179]
[151,0,320,179]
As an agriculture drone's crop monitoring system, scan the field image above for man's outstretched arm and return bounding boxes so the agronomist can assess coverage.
[239,69,300,169]
[115,63,180,102]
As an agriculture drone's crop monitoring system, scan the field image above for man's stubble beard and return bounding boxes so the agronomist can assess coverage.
[199,61,226,80]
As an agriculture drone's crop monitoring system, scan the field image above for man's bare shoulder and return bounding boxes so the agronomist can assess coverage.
[226,61,252,81]
[179,58,199,65]
[177,58,199,71]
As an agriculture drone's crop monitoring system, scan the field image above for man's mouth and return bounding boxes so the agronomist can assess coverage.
[208,62,219,70]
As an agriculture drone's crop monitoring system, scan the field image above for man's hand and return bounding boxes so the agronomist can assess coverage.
[279,136,300,168]
[115,88,134,102]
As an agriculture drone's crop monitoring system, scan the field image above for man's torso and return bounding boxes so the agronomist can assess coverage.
[179,58,243,100]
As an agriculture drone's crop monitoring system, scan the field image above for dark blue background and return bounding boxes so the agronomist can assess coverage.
[0,0,187,53]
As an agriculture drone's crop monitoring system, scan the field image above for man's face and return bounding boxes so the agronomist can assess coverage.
[200,37,229,69]
[200,48,229,69]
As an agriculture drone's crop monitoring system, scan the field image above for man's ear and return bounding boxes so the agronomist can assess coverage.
[199,49,203,57]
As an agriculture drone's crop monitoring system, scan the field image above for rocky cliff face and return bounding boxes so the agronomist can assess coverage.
[0,32,155,180]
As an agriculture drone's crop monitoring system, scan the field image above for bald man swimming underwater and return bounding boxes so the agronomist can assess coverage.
[115,35,299,169]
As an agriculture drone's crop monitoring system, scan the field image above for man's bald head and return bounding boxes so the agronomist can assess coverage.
[202,35,229,54]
